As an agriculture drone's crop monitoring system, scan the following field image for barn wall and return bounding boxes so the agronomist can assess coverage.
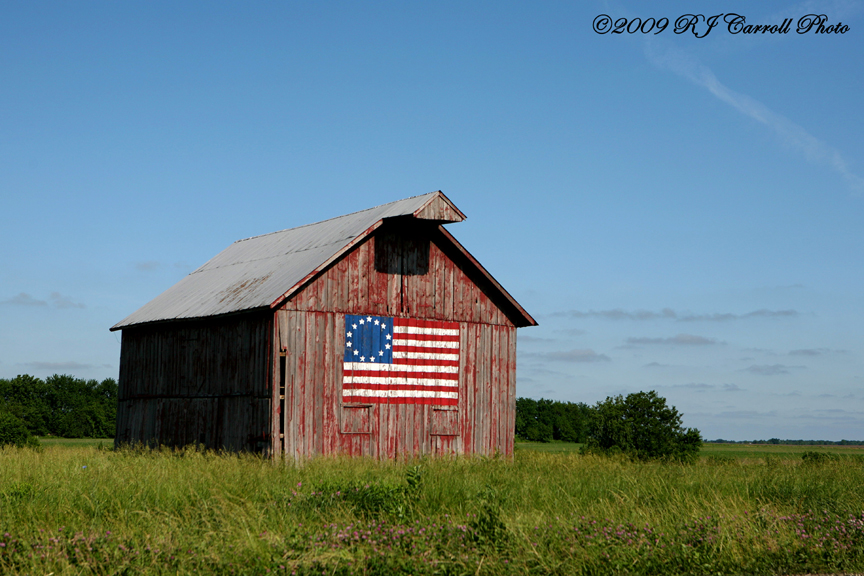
[282,221,516,327]
[276,310,516,459]
[116,312,272,452]
[276,225,518,460]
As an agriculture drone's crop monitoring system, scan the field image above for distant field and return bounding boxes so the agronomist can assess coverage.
[702,442,864,459]
[516,440,864,459]
[37,437,113,448]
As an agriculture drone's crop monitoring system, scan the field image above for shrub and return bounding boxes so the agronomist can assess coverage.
[583,390,701,462]
[0,410,41,449]
[801,451,840,465]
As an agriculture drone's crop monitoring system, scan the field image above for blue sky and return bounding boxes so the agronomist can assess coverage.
[1,1,862,440]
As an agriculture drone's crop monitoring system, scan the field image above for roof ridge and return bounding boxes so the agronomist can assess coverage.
[234,191,441,244]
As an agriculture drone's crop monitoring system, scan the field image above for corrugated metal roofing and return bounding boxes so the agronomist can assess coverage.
[111,192,449,330]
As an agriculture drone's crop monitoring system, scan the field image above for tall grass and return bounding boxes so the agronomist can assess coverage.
[2,446,863,574]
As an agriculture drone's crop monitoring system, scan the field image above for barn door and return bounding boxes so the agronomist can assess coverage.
[430,406,459,455]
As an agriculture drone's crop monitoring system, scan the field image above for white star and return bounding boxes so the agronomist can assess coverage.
[366,316,372,322]
[359,318,364,325]
[385,334,391,340]
[346,341,352,348]
[360,356,365,362]
[379,350,384,356]
[346,331,352,338]
[374,319,379,325]
[381,324,386,330]
[370,357,376,362]
[353,350,359,356]
[352,323,357,329]
[385,343,391,349]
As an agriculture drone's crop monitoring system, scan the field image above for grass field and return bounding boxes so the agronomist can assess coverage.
[515,440,864,459]
[3,443,864,575]
[37,437,113,449]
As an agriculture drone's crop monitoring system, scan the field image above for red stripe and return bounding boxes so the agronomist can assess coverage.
[342,384,458,393]
[393,318,459,330]
[344,371,458,380]
[392,345,459,354]
[392,358,460,368]
[345,396,458,406]
[392,332,460,342]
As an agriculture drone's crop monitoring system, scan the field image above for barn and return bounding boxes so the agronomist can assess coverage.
[111,191,536,459]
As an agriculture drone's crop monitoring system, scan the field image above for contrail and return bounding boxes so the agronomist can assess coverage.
[643,38,864,195]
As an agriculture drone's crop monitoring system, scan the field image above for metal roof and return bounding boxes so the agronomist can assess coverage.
[112,192,457,330]
[112,190,536,330]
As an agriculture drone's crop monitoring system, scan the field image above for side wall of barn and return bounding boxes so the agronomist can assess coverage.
[274,222,518,460]
[116,312,273,452]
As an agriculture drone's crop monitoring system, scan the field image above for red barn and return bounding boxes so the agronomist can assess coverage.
[111,191,536,459]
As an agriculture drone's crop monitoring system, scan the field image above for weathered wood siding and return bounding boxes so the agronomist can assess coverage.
[276,222,517,459]
[116,312,272,452]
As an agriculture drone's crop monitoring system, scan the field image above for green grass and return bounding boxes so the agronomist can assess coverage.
[701,442,864,460]
[2,444,864,574]
[514,440,582,453]
[515,440,864,460]
[37,437,113,449]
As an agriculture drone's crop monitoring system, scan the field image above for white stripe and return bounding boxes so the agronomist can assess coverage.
[343,376,458,387]
[393,325,459,336]
[393,339,460,349]
[344,362,458,373]
[393,351,459,361]
[343,389,459,399]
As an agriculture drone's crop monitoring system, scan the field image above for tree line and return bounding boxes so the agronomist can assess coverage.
[515,397,593,443]
[0,374,117,439]
[516,392,702,462]
[706,438,864,445]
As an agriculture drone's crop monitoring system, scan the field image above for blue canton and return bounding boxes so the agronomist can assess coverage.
[344,314,394,363]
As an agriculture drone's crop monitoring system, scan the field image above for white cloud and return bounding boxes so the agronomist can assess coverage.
[18,361,95,371]
[1,292,84,309]
[524,349,612,363]
[50,292,85,309]
[628,334,720,345]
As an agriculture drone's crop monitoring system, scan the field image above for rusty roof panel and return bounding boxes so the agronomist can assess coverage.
[112,192,447,330]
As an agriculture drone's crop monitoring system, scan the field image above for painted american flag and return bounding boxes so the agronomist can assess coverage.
[342,315,460,406]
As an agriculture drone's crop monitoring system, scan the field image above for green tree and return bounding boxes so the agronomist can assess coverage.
[515,397,553,441]
[0,410,41,449]
[0,374,117,438]
[584,391,701,462]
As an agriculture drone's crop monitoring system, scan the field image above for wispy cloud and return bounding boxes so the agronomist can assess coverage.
[627,334,720,346]
[715,410,778,420]
[18,361,95,371]
[2,293,48,306]
[674,382,714,390]
[669,382,744,392]
[135,261,161,271]
[523,349,611,363]
[680,309,798,322]
[643,38,864,195]
[553,328,587,336]
[552,308,797,321]
[744,364,806,376]
[49,292,85,309]
[788,348,847,357]
[553,308,675,320]
[519,335,558,343]
[2,292,84,309]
